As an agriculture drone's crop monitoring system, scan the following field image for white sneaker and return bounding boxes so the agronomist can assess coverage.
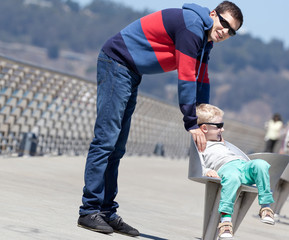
[259,207,275,225]
[218,222,234,239]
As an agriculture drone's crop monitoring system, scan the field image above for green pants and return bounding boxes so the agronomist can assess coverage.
[217,159,274,214]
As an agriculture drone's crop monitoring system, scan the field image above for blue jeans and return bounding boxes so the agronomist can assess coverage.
[79,51,141,217]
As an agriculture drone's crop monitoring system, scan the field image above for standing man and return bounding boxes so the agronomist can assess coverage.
[78,1,243,236]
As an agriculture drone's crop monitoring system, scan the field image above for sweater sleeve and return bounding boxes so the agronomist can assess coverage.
[200,152,212,176]
[175,26,212,131]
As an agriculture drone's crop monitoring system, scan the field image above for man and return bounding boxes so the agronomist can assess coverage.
[78,1,243,237]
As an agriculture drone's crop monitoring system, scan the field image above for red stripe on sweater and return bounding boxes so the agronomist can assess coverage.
[141,11,176,72]
[195,61,209,84]
[176,50,197,82]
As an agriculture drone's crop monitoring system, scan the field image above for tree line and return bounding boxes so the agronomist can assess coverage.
[0,0,288,124]
[1,0,288,72]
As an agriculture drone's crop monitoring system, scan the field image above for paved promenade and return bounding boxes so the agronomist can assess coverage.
[0,155,288,240]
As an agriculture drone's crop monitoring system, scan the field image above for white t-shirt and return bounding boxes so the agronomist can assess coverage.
[265,120,283,141]
[201,141,247,176]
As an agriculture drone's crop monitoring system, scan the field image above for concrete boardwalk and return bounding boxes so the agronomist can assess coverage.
[0,155,288,240]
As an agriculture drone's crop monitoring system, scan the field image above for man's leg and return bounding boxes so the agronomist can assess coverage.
[101,68,141,237]
[101,85,139,216]
[78,52,140,234]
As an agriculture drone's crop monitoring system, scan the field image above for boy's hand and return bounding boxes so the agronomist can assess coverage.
[206,170,220,178]
[189,128,206,152]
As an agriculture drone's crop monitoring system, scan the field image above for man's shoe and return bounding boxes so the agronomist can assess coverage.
[78,212,113,234]
[107,216,140,237]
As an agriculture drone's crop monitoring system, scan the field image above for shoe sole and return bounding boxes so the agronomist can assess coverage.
[112,229,140,237]
[77,224,113,234]
[261,219,275,225]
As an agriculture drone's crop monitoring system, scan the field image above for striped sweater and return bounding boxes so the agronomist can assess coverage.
[102,3,214,131]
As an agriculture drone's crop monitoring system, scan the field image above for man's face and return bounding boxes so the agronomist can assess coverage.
[208,10,241,43]
[203,116,224,141]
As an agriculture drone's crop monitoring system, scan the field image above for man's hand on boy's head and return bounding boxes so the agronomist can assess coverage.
[206,170,220,178]
[189,128,207,152]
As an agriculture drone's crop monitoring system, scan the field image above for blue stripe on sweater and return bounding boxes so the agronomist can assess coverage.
[162,8,203,59]
[196,82,210,104]
[178,80,197,105]
[121,19,163,74]
[183,9,206,39]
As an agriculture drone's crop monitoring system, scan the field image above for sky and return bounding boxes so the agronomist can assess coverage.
[75,0,288,49]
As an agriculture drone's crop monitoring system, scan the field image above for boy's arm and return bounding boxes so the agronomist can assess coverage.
[200,152,217,176]
[201,142,221,178]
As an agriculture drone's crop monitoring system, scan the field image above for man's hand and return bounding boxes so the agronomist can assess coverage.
[189,128,206,152]
[206,170,220,178]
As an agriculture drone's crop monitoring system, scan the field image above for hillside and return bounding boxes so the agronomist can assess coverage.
[0,0,288,127]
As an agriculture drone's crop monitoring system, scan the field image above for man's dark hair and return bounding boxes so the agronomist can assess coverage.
[215,1,243,29]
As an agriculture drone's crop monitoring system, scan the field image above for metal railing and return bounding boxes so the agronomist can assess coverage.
[0,55,265,158]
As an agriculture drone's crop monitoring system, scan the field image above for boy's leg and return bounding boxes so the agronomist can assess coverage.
[218,160,243,215]
[242,159,275,225]
[242,159,274,205]
[217,161,244,239]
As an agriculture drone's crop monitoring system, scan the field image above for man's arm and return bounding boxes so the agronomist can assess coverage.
[189,128,206,152]
[173,14,212,150]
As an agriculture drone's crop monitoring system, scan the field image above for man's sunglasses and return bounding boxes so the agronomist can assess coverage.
[215,11,236,36]
[198,122,224,129]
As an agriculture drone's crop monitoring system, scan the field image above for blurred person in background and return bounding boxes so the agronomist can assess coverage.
[264,113,283,152]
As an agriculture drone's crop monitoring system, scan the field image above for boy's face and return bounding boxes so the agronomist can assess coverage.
[201,116,224,141]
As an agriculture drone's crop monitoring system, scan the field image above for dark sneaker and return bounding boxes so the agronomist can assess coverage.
[107,216,140,237]
[78,212,113,234]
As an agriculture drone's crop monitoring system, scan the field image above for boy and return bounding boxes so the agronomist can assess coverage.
[196,104,275,239]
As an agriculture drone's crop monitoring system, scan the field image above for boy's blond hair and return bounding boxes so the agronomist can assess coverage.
[196,104,224,124]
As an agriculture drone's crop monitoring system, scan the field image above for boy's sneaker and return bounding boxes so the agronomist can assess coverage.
[259,207,275,225]
[107,216,140,237]
[218,222,234,240]
[274,213,280,222]
[78,212,113,234]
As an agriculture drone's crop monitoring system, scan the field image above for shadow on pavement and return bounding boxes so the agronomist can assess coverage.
[140,233,168,240]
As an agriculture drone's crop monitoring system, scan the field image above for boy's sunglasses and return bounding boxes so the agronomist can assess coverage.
[215,11,236,36]
[198,122,224,129]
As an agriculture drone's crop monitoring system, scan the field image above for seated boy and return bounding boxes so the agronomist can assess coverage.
[196,103,275,240]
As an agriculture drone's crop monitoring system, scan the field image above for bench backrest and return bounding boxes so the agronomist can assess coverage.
[188,139,249,180]
[248,153,289,191]
[280,164,289,181]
